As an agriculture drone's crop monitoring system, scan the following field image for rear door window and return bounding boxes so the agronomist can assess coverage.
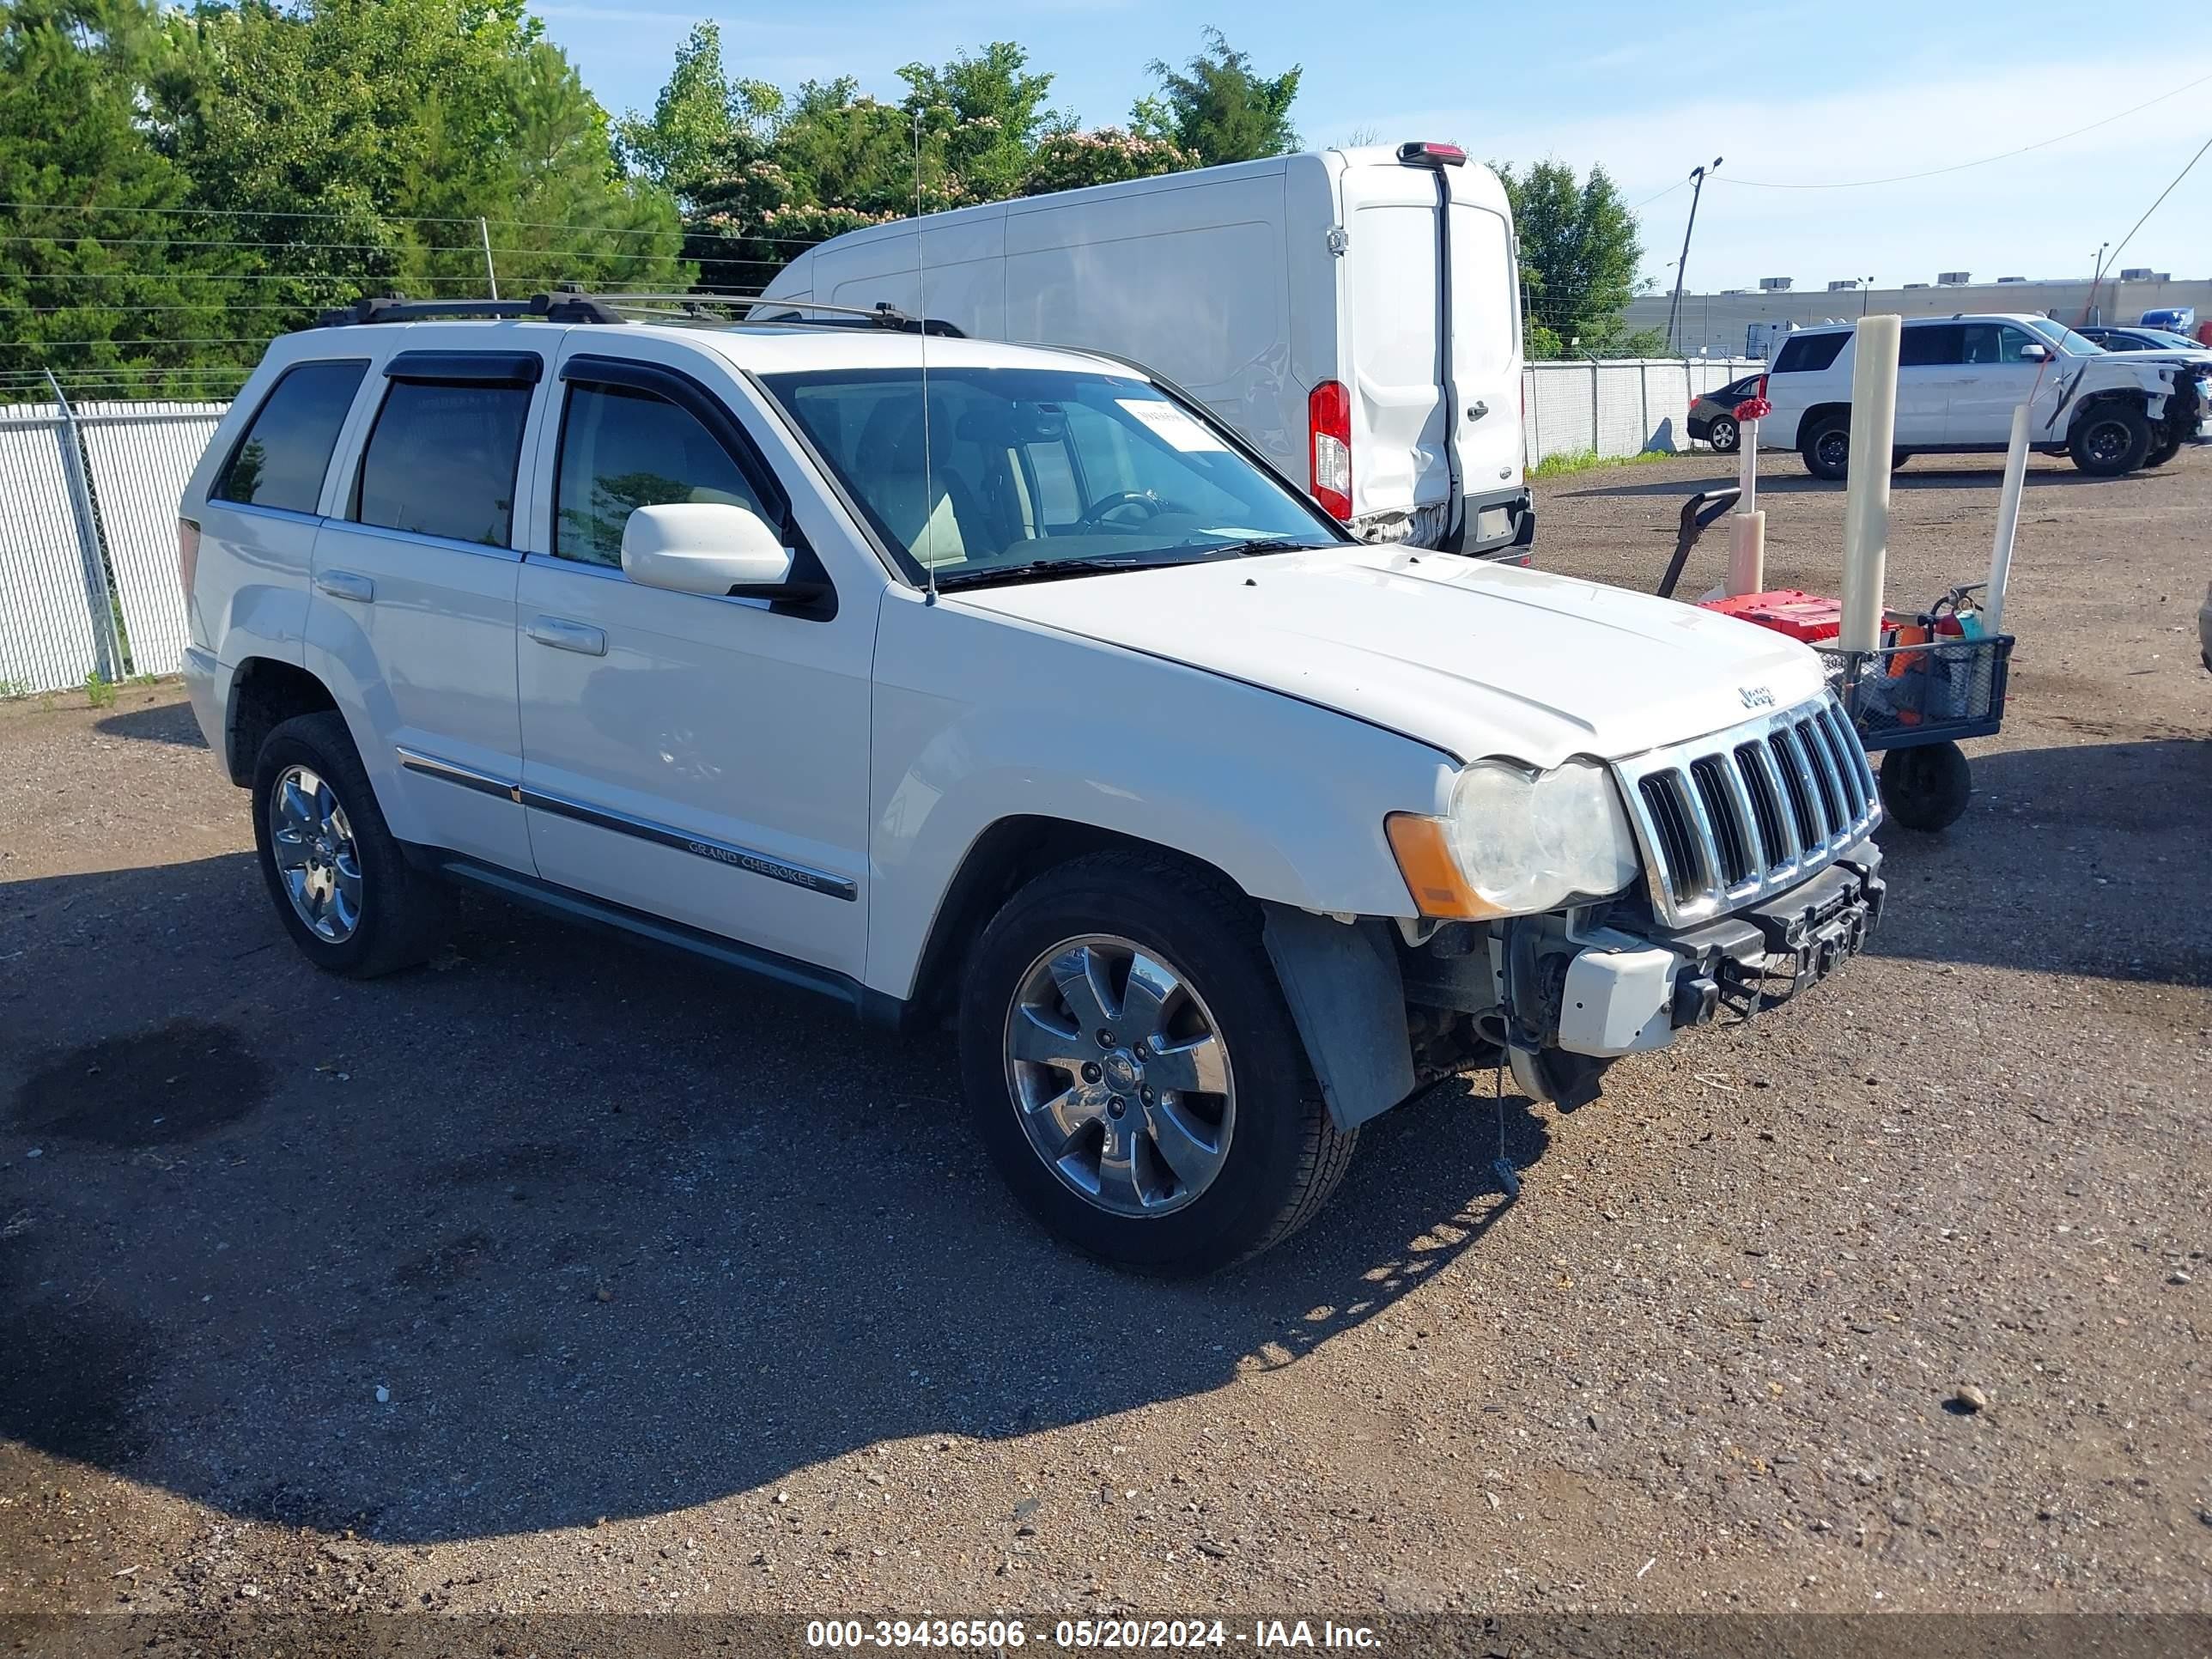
[1899,325,1966,367]
[1771,333,1848,373]
[356,380,534,547]
[214,360,367,514]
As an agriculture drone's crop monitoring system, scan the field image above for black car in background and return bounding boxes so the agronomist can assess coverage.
[1686,374,1764,453]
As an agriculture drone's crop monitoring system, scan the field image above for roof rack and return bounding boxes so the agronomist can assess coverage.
[604,291,965,337]
[311,288,965,338]
[313,292,623,328]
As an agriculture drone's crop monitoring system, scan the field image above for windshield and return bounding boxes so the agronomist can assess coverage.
[761,367,1340,586]
[2137,328,2206,350]
[2021,316,2105,356]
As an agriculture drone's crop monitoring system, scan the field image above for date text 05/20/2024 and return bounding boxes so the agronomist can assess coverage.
[805,1619,1382,1650]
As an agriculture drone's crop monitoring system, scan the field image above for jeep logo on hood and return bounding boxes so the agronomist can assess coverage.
[1740,684,1777,709]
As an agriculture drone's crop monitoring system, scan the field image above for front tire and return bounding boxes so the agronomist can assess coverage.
[2069,402,2153,476]
[958,851,1356,1274]
[251,711,446,976]
[2144,431,2182,468]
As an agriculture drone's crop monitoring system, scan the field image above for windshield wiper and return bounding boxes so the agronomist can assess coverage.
[933,553,1218,592]
[1207,536,1331,556]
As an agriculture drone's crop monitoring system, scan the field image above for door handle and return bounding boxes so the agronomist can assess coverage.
[314,569,374,603]
[527,617,607,657]
[1466,400,1489,422]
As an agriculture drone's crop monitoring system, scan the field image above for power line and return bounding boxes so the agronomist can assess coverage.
[2090,131,2212,299]
[1718,69,2212,189]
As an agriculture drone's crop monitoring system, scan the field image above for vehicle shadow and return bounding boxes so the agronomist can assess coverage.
[93,700,208,748]
[0,854,1552,1545]
[1866,736,2212,986]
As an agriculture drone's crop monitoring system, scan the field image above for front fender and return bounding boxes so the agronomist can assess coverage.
[864,590,1455,1000]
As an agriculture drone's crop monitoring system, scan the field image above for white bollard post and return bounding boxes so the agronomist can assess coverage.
[1838,314,1901,653]
[1738,416,1759,520]
[1984,401,2030,635]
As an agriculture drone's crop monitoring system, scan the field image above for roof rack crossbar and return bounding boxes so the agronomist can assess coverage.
[311,288,963,337]
[315,292,623,328]
[593,291,964,337]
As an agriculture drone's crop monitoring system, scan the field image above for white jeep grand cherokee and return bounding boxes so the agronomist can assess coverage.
[178,294,1885,1274]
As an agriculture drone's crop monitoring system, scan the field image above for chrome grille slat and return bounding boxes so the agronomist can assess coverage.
[1613,692,1881,927]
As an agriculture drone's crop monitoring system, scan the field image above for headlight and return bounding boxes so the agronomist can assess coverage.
[1387,757,1642,920]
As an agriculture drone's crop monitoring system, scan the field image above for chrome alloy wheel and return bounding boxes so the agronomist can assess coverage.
[269,763,362,943]
[1003,935,1235,1218]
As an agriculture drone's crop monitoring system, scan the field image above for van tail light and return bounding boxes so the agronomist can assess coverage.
[178,518,200,596]
[1309,380,1352,520]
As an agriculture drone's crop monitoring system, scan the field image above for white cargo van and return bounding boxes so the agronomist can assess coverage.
[758,142,1534,558]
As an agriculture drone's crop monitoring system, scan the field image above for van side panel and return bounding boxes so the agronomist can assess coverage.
[810,209,1010,342]
[1000,167,1300,476]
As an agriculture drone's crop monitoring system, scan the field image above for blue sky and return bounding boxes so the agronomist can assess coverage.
[536,1,2212,292]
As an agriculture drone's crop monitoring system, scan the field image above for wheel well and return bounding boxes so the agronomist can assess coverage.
[1798,403,1850,446]
[2068,390,2150,435]
[225,658,337,786]
[901,817,1249,1030]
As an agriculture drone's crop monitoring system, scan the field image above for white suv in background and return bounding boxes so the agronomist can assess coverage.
[1761,313,2212,479]
[178,294,1886,1273]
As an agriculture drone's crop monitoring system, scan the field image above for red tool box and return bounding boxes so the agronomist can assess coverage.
[1698,588,1844,643]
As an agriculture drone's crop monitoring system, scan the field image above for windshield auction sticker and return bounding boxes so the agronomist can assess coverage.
[1116,398,1228,452]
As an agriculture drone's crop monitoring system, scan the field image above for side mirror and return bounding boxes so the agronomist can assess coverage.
[621,501,828,605]
[2017,342,2050,362]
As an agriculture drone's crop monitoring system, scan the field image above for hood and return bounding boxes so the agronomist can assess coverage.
[951,546,1828,768]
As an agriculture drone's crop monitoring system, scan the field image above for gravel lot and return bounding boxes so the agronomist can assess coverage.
[3,447,2208,1638]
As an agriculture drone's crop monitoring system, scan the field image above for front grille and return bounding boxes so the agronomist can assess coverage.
[1614,693,1881,927]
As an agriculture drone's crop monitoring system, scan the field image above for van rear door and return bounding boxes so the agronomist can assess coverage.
[1338,150,1525,554]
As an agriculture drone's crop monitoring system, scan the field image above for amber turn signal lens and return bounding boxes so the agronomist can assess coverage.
[1384,812,1498,921]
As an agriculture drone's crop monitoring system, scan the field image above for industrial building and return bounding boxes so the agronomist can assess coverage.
[1623,271,2212,358]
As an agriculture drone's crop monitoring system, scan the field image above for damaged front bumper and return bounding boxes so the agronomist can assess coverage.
[1396,839,1885,1109]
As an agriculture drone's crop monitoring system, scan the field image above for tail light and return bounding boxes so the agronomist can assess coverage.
[178,518,200,595]
[1309,381,1352,520]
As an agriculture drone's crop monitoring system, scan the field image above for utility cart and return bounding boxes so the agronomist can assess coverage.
[1661,487,2014,832]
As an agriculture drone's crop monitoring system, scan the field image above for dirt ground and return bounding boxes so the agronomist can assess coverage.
[3,447,2209,1644]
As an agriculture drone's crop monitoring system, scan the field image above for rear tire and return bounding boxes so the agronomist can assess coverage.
[1879,742,1972,831]
[1708,416,1739,453]
[1801,415,1851,481]
[2068,402,2153,476]
[957,850,1356,1275]
[251,711,447,977]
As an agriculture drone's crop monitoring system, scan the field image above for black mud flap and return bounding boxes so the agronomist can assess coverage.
[1261,906,1417,1131]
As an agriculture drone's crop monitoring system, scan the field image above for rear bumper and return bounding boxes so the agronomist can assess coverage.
[1353,487,1534,562]
[181,645,228,773]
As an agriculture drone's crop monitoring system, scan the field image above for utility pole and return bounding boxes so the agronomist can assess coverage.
[1860,276,1875,319]
[1664,157,1723,355]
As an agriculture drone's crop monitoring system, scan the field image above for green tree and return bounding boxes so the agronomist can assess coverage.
[0,0,243,398]
[1022,126,1194,196]
[1493,159,1648,356]
[1133,27,1299,166]
[899,42,1059,205]
[158,0,687,317]
[614,21,781,208]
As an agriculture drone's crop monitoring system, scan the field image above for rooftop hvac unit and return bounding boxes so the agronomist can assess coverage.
[1758,276,1793,291]
[1903,283,1930,289]
[1996,276,2026,284]
[1936,271,1972,286]
[2118,267,2154,281]
[1826,279,1860,290]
